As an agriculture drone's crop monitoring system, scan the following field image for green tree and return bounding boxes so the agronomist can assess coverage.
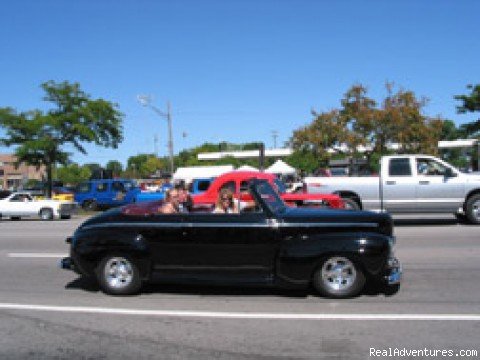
[0,81,123,197]
[105,160,124,177]
[286,150,319,174]
[455,84,480,137]
[290,83,445,172]
[56,163,92,185]
[290,109,348,168]
[126,154,166,178]
[84,163,102,174]
[141,156,165,177]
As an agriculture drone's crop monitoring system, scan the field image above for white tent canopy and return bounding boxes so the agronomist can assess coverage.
[265,160,296,175]
[236,165,259,172]
[173,165,234,183]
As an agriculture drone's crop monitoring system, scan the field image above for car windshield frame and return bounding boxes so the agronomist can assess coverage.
[250,179,287,214]
[273,178,287,194]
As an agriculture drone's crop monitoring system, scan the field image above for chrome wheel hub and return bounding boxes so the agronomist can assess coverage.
[104,257,133,289]
[472,199,480,221]
[321,257,356,291]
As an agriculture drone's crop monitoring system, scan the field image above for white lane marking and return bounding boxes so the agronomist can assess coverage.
[0,303,479,321]
[7,253,67,258]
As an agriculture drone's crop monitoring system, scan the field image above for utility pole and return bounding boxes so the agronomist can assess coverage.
[137,95,175,175]
[271,130,278,149]
[166,101,174,175]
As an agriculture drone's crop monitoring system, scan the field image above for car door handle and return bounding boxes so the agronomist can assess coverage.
[419,181,430,185]
[385,181,396,185]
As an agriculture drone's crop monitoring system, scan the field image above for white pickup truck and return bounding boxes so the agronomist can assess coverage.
[304,155,480,224]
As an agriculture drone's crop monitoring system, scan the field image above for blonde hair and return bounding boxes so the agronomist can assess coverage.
[215,189,235,209]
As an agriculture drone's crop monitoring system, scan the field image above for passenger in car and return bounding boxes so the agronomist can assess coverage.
[175,181,193,213]
[213,189,239,214]
[158,189,180,214]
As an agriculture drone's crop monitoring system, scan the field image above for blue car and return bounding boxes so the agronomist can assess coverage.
[75,179,140,211]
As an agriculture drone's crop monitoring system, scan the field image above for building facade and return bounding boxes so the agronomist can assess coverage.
[0,154,45,190]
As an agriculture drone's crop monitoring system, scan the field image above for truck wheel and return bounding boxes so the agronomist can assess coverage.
[96,255,142,295]
[313,256,365,298]
[40,208,54,221]
[342,197,360,210]
[465,194,480,225]
[83,200,98,211]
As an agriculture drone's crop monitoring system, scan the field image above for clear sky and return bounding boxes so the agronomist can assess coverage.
[1,0,479,166]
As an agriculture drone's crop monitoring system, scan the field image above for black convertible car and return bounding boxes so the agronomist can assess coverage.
[61,180,401,298]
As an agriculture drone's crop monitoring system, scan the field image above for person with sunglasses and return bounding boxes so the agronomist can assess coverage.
[158,188,180,214]
[213,189,239,214]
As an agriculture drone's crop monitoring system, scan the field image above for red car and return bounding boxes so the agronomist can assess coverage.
[192,171,344,209]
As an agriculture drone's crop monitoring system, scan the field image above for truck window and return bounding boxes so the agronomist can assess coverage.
[388,158,411,176]
[96,183,108,192]
[240,180,252,193]
[197,180,211,192]
[76,183,90,193]
[111,181,125,192]
[417,159,447,176]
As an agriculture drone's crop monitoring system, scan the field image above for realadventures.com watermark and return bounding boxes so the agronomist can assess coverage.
[369,348,478,357]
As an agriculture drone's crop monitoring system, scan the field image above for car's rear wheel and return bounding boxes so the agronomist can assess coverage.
[342,197,360,210]
[313,256,365,298]
[83,200,98,211]
[96,255,142,295]
[40,208,54,221]
[465,194,480,224]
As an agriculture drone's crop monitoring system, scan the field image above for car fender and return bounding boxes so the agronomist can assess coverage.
[276,231,391,284]
[72,228,152,278]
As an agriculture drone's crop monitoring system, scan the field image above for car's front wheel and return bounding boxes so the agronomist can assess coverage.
[40,208,54,221]
[96,255,142,295]
[313,256,365,298]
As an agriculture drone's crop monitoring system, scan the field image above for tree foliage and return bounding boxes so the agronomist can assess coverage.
[0,81,123,196]
[105,160,124,177]
[289,83,445,173]
[56,163,92,185]
[455,84,480,136]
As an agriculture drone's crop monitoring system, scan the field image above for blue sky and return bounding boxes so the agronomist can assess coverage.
[1,0,479,166]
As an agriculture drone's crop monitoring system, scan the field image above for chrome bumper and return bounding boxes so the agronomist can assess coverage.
[385,257,402,285]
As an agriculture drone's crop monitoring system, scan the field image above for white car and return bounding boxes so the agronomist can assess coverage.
[0,192,77,220]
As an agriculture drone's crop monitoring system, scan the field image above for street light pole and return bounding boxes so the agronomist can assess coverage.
[137,95,175,175]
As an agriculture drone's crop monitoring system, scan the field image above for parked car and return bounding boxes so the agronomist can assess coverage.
[304,155,480,224]
[34,186,75,202]
[60,179,401,298]
[0,192,77,220]
[74,179,140,211]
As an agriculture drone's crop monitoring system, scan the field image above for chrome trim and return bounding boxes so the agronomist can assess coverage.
[278,222,378,228]
[385,257,402,285]
[82,221,379,231]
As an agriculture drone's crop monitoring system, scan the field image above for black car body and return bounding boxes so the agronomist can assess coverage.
[61,180,401,298]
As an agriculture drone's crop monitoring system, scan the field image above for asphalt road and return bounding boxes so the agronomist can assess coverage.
[0,216,479,359]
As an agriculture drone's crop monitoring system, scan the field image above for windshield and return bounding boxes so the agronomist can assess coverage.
[254,181,286,213]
